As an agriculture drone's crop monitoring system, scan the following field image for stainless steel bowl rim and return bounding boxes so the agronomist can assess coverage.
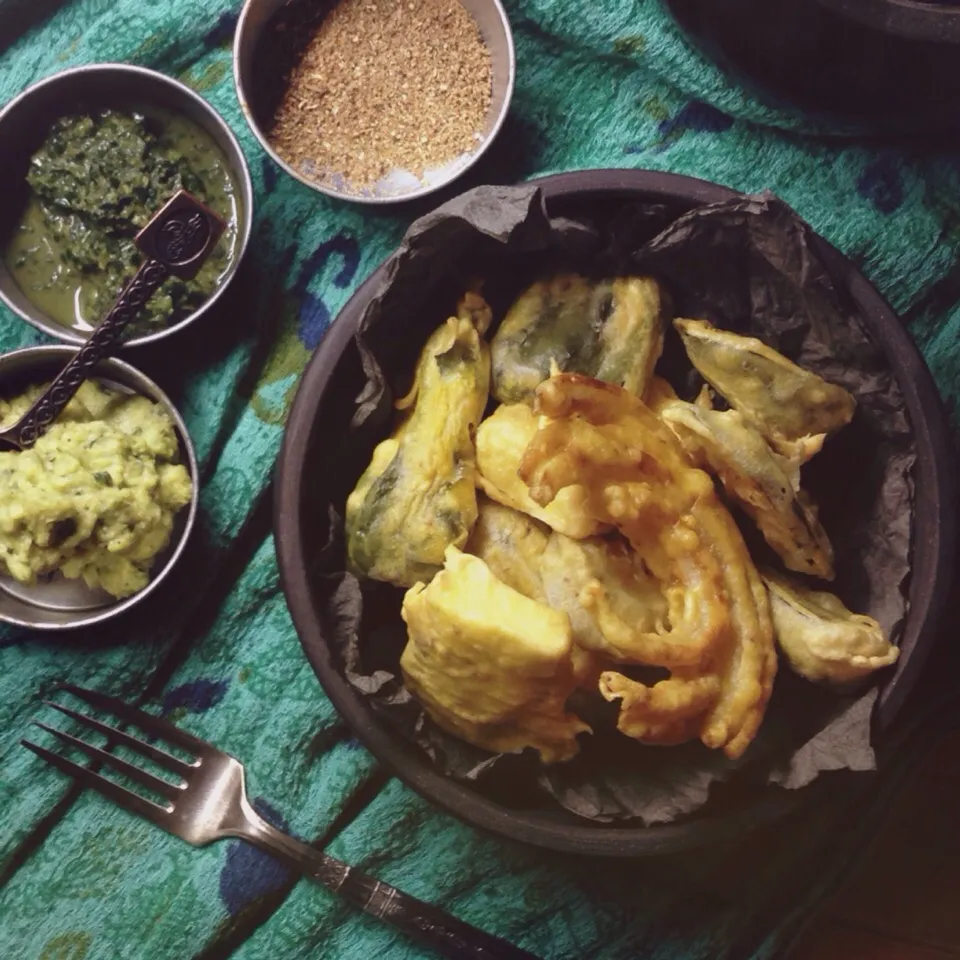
[0,345,199,631]
[0,63,254,349]
[233,0,516,205]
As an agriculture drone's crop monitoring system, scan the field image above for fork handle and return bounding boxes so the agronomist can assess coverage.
[240,812,541,960]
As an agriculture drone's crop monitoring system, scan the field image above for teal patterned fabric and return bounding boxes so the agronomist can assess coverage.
[0,1,958,957]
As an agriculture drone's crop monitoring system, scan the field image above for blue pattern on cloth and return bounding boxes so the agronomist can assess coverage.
[219,799,295,917]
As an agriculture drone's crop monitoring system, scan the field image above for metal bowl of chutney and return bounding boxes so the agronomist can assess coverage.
[0,64,254,349]
[0,345,199,631]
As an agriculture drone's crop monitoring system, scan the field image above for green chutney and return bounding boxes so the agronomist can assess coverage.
[5,107,239,333]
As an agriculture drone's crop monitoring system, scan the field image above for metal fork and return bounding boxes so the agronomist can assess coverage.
[22,685,540,960]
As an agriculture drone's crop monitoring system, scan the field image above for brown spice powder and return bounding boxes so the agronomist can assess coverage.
[268,0,493,189]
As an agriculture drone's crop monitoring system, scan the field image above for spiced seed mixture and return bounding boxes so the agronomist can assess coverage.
[269,0,493,189]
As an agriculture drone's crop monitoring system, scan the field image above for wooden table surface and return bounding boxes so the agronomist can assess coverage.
[790,729,960,960]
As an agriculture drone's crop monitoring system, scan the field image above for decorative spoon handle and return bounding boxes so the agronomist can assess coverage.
[0,190,225,451]
[6,260,171,448]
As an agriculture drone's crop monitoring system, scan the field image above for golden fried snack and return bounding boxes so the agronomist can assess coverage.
[466,499,599,686]
[674,317,855,461]
[600,503,775,757]
[465,497,550,605]
[598,673,721,746]
[475,402,606,539]
[345,294,491,587]
[540,531,666,690]
[658,399,835,580]
[764,570,898,684]
[401,547,590,763]
[491,274,666,404]
[692,501,777,757]
[520,374,777,759]
[521,375,730,670]
[540,532,669,664]
[643,374,679,412]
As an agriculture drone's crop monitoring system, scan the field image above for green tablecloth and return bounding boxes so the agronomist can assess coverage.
[0,1,958,958]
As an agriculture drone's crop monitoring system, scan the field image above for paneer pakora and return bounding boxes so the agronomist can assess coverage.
[401,546,589,763]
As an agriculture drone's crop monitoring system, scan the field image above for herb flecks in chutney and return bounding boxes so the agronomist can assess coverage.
[5,108,239,333]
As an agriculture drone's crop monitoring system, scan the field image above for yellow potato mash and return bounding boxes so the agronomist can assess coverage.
[0,380,193,599]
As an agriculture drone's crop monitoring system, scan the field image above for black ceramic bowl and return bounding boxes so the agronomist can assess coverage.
[665,0,960,133]
[818,0,960,41]
[275,169,956,856]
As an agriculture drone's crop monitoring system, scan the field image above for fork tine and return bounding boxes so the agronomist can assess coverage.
[58,684,210,756]
[34,722,185,802]
[21,739,173,828]
[43,700,196,779]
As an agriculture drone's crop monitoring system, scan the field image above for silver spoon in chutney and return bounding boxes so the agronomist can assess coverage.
[0,190,225,453]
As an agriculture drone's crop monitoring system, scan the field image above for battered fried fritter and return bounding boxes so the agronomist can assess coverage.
[465,497,550,605]
[475,402,606,540]
[345,294,491,587]
[764,570,898,684]
[598,672,721,747]
[541,534,662,690]
[400,547,590,762]
[465,499,601,686]
[674,317,855,461]
[520,373,777,759]
[491,274,666,405]
[467,497,671,688]
[540,532,669,664]
[658,399,835,580]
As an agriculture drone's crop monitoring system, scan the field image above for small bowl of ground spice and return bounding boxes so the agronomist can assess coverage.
[234,0,514,203]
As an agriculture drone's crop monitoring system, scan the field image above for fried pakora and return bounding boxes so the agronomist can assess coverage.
[658,399,835,580]
[345,294,491,587]
[674,317,855,461]
[346,263,888,778]
[539,532,669,664]
[520,374,777,759]
[465,496,550,605]
[465,499,601,685]
[491,274,666,405]
[475,402,606,539]
[763,570,898,684]
[400,547,590,762]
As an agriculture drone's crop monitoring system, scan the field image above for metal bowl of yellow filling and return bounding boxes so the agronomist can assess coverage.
[0,346,199,630]
[0,64,253,349]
